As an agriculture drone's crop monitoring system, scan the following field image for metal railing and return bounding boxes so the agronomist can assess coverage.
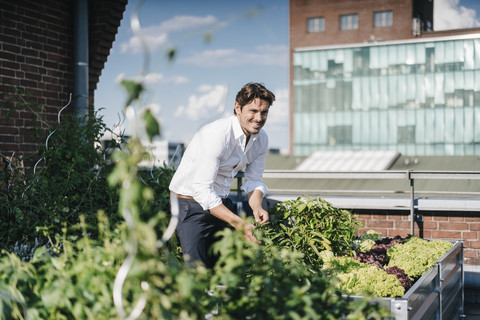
[235,170,480,235]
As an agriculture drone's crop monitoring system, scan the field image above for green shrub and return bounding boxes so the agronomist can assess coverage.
[262,196,361,269]
[0,110,122,250]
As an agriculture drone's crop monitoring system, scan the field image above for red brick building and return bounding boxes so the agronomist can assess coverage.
[0,0,127,164]
[288,0,480,268]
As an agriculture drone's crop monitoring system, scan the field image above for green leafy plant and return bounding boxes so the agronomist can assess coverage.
[0,109,122,250]
[320,251,405,298]
[315,234,455,298]
[387,236,454,280]
[209,227,390,319]
[262,196,361,269]
[354,230,382,253]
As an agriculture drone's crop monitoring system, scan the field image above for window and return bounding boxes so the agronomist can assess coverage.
[397,126,416,144]
[425,20,433,31]
[307,17,325,33]
[374,11,393,27]
[328,126,352,145]
[340,14,358,30]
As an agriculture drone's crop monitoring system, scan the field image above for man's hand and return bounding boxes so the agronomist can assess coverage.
[240,221,261,244]
[209,203,261,243]
[252,208,269,224]
[247,189,269,225]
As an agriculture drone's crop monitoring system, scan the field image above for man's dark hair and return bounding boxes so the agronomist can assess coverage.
[234,83,275,112]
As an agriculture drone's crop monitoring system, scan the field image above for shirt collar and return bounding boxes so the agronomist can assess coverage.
[232,115,258,150]
[232,115,244,139]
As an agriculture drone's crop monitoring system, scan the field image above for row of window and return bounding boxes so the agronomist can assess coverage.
[307,11,392,33]
[293,106,480,156]
[327,125,415,145]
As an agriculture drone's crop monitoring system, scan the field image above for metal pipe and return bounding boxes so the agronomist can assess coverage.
[73,0,89,118]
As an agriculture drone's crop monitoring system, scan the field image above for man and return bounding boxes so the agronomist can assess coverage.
[169,82,275,268]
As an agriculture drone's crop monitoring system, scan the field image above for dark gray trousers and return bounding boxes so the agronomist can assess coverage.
[175,197,234,269]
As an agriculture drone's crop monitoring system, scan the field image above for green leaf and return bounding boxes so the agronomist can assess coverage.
[143,109,160,142]
[296,202,307,213]
[120,79,144,107]
[32,247,47,262]
[51,257,65,270]
[167,48,176,61]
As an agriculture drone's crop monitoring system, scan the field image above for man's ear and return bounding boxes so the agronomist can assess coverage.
[234,102,241,115]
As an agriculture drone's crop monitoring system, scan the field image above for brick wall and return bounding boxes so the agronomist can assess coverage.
[89,0,128,103]
[290,0,415,49]
[0,0,74,164]
[0,0,126,164]
[355,209,480,266]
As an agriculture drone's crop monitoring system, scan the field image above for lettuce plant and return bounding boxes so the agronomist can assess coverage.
[387,236,454,280]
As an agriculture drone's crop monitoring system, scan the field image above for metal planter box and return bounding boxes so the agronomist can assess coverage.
[350,240,464,320]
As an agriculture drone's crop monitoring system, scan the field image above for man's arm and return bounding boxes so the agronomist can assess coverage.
[247,189,269,224]
[209,204,260,243]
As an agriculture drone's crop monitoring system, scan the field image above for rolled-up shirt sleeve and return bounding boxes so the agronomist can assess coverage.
[241,134,268,197]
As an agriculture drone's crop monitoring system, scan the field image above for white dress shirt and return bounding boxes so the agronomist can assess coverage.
[169,115,268,210]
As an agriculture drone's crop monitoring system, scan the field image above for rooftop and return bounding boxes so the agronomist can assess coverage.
[263,152,480,211]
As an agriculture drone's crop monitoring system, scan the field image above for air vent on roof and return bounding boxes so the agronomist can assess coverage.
[412,18,422,36]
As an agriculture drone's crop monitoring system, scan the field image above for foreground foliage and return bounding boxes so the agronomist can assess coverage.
[0,214,391,320]
[0,213,214,319]
[211,228,390,320]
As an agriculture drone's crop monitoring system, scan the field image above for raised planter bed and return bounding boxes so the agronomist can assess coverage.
[349,240,464,320]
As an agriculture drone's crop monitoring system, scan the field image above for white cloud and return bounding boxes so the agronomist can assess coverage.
[174,84,228,121]
[167,76,190,85]
[120,33,168,54]
[119,15,217,54]
[178,45,288,67]
[114,72,189,85]
[435,0,480,30]
[158,15,217,33]
[144,73,164,84]
[144,73,189,85]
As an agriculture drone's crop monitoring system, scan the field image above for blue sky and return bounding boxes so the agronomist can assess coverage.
[95,0,480,152]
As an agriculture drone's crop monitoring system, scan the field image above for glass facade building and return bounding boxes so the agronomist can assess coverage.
[293,34,480,156]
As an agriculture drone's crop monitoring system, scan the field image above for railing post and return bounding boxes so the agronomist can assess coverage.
[236,171,244,214]
[408,170,415,236]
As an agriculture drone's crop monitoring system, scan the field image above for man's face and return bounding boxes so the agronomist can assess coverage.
[235,98,270,137]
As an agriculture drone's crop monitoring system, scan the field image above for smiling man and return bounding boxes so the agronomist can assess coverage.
[169,82,276,268]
